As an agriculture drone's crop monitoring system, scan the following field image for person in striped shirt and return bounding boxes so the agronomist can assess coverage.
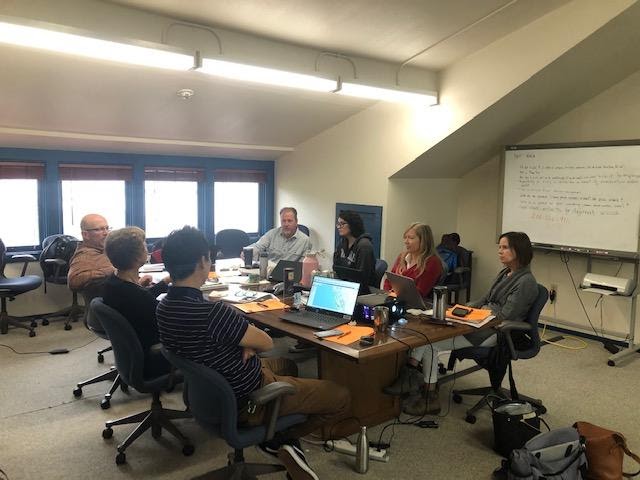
[157,226,350,480]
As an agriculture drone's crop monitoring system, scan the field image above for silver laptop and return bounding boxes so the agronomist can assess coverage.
[385,271,429,309]
[280,276,360,330]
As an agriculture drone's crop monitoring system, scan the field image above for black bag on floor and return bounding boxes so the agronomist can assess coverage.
[504,427,588,480]
[493,400,541,458]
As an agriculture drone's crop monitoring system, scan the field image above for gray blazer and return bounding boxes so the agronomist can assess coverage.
[465,266,538,345]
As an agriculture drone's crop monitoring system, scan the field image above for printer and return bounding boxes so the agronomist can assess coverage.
[580,273,636,296]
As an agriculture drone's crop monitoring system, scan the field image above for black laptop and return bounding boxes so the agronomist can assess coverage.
[385,271,451,325]
[334,264,385,295]
[280,275,360,330]
[268,260,302,283]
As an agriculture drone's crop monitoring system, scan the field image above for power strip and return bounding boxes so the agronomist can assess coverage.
[331,439,389,462]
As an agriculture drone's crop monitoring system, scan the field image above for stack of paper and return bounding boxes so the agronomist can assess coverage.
[446,305,495,328]
[139,263,165,273]
[233,298,288,313]
[211,290,275,304]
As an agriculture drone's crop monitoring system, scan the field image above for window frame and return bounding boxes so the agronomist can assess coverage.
[0,149,274,254]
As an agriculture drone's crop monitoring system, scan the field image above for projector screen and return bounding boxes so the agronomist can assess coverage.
[501,143,640,257]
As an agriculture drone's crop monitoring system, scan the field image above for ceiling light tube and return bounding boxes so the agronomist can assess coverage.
[199,58,337,92]
[0,17,196,71]
[337,81,438,105]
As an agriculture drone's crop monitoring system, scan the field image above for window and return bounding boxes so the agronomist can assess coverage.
[144,166,203,238]
[0,162,44,248]
[59,164,131,237]
[213,169,266,234]
[0,179,40,247]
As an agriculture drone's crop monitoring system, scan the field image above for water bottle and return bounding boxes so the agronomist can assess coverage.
[259,252,268,280]
[355,425,369,474]
[432,285,448,320]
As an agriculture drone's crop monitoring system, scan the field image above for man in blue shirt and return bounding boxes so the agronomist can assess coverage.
[157,226,349,480]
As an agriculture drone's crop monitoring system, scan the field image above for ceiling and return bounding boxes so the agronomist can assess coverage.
[0,0,571,161]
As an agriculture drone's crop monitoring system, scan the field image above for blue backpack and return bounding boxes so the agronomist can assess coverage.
[437,247,458,274]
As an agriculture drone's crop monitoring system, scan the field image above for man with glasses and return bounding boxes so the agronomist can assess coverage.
[67,214,116,291]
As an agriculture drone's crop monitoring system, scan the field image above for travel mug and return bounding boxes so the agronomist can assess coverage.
[243,247,253,268]
[373,306,389,333]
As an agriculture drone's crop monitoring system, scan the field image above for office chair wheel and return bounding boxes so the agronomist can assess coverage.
[607,360,615,367]
[182,444,195,456]
[29,330,36,337]
[102,427,113,439]
[537,405,547,415]
[64,324,72,331]
[438,362,447,375]
[97,353,104,363]
[152,424,162,439]
[465,414,476,424]
[30,320,38,328]
[115,452,126,465]
[101,398,111,410]
[41,319,50,326]
[73,387,82,398]
[452,393,462,404]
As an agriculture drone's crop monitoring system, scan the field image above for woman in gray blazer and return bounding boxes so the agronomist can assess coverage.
[385,232,538,416]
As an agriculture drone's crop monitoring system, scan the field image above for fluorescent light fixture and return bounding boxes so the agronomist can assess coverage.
[0,18,195,70]
[199,58,336,92]
[337,81,438,105]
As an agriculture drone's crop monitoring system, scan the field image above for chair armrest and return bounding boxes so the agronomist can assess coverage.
[453,266,470,274]
[150,343,180,390]
[249,381,296,441]
[249,381,295,405]
[11,254,37,276]
[497,321,530,360]
[45,258,67,282]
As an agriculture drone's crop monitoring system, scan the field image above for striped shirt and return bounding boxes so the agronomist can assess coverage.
[156,286,261,401]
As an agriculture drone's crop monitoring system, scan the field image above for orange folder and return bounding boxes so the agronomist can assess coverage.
[323,324,375,345]
[446,304,492,322]
[234,298,288,313]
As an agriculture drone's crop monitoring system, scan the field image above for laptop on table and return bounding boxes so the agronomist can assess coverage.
[268,260,303,283]
[280,276,360,330]
[385,271,451,325]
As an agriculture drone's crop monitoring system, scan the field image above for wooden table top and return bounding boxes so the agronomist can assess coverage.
[246,308,498,363]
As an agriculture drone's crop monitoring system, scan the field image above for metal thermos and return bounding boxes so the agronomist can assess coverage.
[355,425,369,474]
[432,286,448,320]
[242,247,253,268]
[259,252,268,279]
[373,306,389,333]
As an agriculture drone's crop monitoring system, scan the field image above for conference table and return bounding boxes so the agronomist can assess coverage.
[245,306,495,439]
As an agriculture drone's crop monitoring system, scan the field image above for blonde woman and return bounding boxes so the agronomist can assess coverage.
[383,222,444,298]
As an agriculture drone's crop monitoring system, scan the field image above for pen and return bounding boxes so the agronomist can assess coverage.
[257,302,269,308]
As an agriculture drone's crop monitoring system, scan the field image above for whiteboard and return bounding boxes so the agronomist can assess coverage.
[502,144,640,256]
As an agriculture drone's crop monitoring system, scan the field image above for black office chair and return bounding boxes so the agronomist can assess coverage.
[0,238,40,337]
[91,298,193,465]
[374,259,388,288]
[38,234,83,330]
[162,348,307,479]
[215,229,251,259]
[73,285,127,409]
[450,284,548,424]
[445,249,473,304]
[297,224,310,236]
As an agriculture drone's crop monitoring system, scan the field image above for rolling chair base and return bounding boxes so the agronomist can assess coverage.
[452,386,546,424]
[39,303,84,330]
[73,366,128,409]
[192,452,285,480]
[0,309,36,337]
[103,392,193,465]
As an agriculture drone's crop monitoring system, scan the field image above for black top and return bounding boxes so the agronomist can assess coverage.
[333,233,377,287]
[102,274,169,354]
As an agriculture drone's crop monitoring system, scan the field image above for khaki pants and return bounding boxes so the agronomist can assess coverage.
[238,357,351,440]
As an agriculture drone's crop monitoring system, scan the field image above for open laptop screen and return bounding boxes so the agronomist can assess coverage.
[307,276,360,315]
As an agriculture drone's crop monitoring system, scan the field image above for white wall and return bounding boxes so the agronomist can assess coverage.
[276,101,460,269]
[458,70,640,341]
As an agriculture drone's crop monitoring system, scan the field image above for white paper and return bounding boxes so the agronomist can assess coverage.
[581,287,616,296]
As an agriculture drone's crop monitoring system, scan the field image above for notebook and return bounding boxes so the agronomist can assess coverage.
[280,275,360,330]
[268,260,302,283]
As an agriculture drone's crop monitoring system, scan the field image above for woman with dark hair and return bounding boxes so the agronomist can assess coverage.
[333,210,377,287]
[385,231,538,416]
[102,227,171,377]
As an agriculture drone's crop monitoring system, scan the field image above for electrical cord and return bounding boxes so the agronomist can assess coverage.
[540,301,587,351]
[0,335,99,355]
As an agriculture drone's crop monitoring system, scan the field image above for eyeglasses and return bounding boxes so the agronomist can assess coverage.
[83,226,112,233]
[336,222,348,228]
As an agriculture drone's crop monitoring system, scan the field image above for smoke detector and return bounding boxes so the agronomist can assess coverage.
[176,88,195,100]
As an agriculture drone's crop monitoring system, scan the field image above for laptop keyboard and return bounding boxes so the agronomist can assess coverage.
[303,311,338,324]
